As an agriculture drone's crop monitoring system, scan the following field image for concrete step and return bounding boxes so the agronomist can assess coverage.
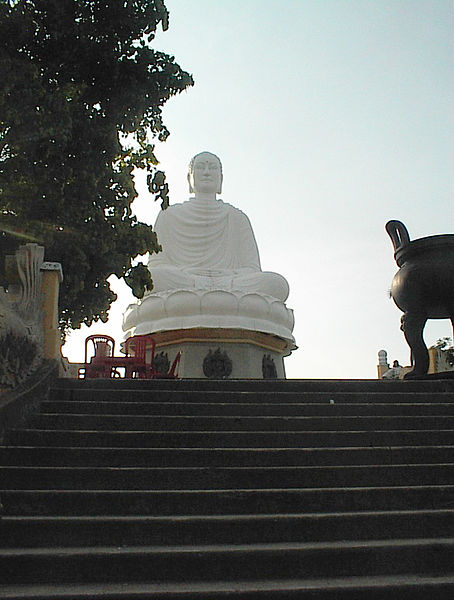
[2,463,454,490]
[4,377,454,597]
[28,413,454,431]
[1,510,452,547]
[40,400,454,416]
[52,377,454,393]
[1,539,454,585]
[7,428,454,447]
[2,445,452,467]
[3,485,453,516]
[1,575,454,599]
[49,388,454,404]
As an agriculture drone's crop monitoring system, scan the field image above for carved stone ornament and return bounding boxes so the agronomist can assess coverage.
[153,351,171,375]
[203,347,232,379]
[0,244,46,388]
[262,354,278,379]
[5,243,45,324]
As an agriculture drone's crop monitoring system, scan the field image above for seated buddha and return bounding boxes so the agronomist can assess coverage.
[147,151,289,301]
[123,151,294,348]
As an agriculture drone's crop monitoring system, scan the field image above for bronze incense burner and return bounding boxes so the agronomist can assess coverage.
[386,220,454,378]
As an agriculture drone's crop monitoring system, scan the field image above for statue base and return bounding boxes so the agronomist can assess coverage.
[122,288,296,379]
[132,328,291,379]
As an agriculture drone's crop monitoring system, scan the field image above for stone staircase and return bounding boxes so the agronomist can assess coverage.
[1,377,454,598]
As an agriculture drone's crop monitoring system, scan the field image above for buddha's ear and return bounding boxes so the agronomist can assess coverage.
[188,172,194,193]
[217,174,223,194]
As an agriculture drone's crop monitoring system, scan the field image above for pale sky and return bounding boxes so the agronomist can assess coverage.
[62,0,454,379]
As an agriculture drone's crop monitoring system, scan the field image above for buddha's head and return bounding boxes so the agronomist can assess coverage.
[188,151,223,195]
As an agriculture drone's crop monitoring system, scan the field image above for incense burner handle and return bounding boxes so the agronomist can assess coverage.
[386,220,410,253]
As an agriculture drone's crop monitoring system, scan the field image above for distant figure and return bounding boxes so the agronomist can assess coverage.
[382,359,403,379]
[147,151,289,301]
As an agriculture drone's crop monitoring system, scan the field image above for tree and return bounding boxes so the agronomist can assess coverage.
[0,0,193,334]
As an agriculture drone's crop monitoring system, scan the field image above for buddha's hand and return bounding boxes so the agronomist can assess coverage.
[189,268,227,276]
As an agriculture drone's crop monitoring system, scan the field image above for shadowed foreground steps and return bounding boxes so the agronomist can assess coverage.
[1,377,454,598]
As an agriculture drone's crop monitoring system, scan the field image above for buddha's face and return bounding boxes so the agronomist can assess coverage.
[189,152,222,194]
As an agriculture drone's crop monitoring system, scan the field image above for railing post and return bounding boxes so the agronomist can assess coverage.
[40,262,63,362]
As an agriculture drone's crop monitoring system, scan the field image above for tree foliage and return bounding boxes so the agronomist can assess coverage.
[0,0,193,334]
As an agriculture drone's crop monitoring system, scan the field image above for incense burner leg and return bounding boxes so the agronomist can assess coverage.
[400,312,428,378]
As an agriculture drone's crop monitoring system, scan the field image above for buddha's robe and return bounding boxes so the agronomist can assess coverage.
[148,197,289,302]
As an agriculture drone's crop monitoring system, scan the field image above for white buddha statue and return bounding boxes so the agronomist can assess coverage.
[148,151,289,301]
[123,151,295,356]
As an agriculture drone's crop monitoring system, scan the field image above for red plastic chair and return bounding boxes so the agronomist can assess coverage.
[124,334,156,379]
[84,335,115,378]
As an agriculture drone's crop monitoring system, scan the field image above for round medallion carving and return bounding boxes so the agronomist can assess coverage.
[262,354,278,379]
[154,351,171,375]
[203,347,232,379]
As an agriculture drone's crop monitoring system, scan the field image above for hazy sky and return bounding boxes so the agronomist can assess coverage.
[62,0,454,378]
